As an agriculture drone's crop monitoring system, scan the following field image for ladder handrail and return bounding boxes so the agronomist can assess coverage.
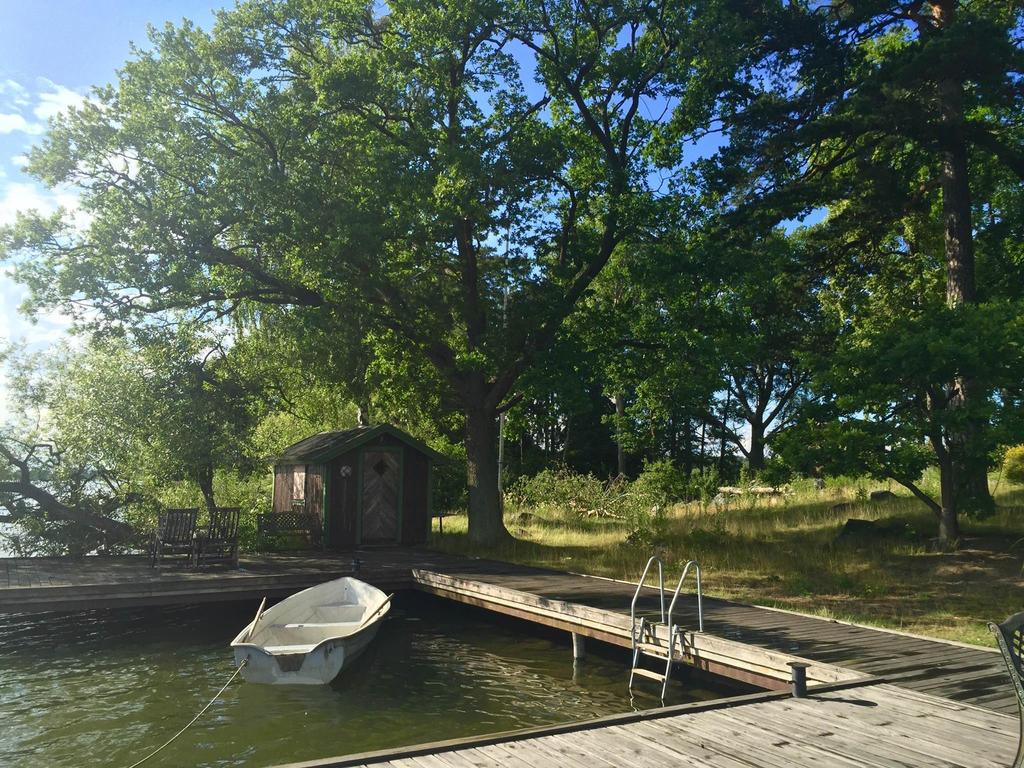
[630,556,665,641]
[666,559,703,634]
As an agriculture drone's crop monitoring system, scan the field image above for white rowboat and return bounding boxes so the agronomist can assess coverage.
[230,577,391,685]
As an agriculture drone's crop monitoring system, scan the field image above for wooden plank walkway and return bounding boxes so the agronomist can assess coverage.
[275,682,1017,768]
[410,558,1015,716]
[0,548,1014,715]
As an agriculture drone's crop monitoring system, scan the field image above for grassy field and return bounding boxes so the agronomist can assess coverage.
[430,477,1024,646]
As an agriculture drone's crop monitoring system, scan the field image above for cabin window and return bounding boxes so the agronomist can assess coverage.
[291,467,306,501]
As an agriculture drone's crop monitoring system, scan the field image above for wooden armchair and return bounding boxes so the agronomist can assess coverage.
[989,611,1024,768]
[150,509,198,567]
[193,507,241,568]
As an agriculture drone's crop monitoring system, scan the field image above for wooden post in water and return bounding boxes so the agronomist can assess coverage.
[572,632,586,660]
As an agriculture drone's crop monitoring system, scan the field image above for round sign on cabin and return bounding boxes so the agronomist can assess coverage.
[340,465,352,478]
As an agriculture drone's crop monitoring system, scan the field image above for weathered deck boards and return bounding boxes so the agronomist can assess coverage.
[275,683,1017,768]
[0,549,1013,715]
[411,558,1014,716]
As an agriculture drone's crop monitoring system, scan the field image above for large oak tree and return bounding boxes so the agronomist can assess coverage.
[2,0,745,542]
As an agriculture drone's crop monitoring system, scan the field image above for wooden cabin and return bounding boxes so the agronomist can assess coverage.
[272,425,442,549]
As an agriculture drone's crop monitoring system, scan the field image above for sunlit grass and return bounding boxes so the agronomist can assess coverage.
[431,479,1024,646]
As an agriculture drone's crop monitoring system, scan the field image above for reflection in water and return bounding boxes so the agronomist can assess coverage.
[0,593,738,767]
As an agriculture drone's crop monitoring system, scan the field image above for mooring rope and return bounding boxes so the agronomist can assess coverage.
[125,659,247,768]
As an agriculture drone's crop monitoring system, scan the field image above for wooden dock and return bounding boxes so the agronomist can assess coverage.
[275,681,1017,768]
[1,546,1017,768]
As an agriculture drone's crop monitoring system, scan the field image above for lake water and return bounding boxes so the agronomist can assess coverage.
[0,594,746,767]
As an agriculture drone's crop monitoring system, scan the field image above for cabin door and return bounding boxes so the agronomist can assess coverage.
[360,449,401,544]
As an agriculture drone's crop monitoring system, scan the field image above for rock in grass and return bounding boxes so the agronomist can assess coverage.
[869,490,898,502]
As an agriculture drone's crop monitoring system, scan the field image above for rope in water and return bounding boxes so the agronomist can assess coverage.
[125,659,247,768]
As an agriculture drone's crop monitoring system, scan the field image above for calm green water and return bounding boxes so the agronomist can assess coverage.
[0,594,738,767]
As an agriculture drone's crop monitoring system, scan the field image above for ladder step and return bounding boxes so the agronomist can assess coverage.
[637,641,670,653]
[631,667,666,682]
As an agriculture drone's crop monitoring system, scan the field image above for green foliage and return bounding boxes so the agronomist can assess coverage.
[757,456,794,489]
[1004,446,1024,486]
[505,468,623,519]
[632,459,690,508]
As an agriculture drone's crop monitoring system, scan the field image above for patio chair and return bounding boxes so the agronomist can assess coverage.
[989,611,1024,768]
[192,507,241,568]
[150,509,199,567]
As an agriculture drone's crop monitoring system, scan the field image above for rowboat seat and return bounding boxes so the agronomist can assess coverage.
[262,643,317,655]
[283,621,361,629]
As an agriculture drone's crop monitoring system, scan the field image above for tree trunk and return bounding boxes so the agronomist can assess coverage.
[936,35,994,519]
[938,458,961,542]
[614,392,627,477]
[356,403,370,427]
[465,405,508,544]
[197,463,217,514]
[748,420,766,473]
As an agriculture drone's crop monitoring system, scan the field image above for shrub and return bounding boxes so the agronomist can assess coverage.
[691,467,721,506]
[504,468,622,518]
[624,502,667,548]
[632,458,690,507]
[757,456,794,488]
[1004,445,1024,485]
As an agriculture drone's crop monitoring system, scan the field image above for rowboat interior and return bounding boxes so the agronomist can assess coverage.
[254,604,370,654]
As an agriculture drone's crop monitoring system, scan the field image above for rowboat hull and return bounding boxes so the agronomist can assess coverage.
[230,577,390,685]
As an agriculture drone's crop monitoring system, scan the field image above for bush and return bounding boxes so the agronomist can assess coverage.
[632,459,690,507]
[757,456,794,488]
[690,467,721,506]
[624,502,667,548]
[504,468,623,518]
[1004,445,1024,485]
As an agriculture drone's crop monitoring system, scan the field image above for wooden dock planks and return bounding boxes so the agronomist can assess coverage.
[273,684,1016,768]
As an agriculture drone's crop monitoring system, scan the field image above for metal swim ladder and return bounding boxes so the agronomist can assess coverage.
[628,556,704,700]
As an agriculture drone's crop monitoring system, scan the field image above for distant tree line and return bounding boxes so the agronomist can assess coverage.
[1,0,1022,551]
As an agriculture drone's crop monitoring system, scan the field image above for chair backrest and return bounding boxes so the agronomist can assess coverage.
[159,509,198,544]
[208,507,240,542]
[990,612,1024,706]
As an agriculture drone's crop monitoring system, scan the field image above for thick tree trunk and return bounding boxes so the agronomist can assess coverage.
[747,420,766,473]
[938,53,994,519]
[356,403,370,427]
[465,405,508,544]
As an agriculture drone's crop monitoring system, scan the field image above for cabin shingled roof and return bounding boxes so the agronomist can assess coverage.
[275,424,445,465]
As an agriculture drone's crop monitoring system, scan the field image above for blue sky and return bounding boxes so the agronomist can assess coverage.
[0,1,228,398]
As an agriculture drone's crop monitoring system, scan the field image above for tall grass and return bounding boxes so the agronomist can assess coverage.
[431,474,1024,646]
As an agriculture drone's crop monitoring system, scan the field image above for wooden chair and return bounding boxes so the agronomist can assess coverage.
[150,509,198,567]
[989,611,1024,768]
[192,507,241,568]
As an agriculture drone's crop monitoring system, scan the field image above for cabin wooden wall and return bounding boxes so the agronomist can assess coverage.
[305,464,325,518]
[272,463,324,519]
[272,466,295,513]
[326,449,359,549]
[402,449,430,545]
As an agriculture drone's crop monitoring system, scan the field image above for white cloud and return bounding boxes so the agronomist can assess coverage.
[33,81,87,122]
[10,154,29,170]
[0,113,44,135]
[0,79,30,108]
[0,181,81,227]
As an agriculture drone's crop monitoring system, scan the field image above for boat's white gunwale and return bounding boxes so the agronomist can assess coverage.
[230,606,389,657]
